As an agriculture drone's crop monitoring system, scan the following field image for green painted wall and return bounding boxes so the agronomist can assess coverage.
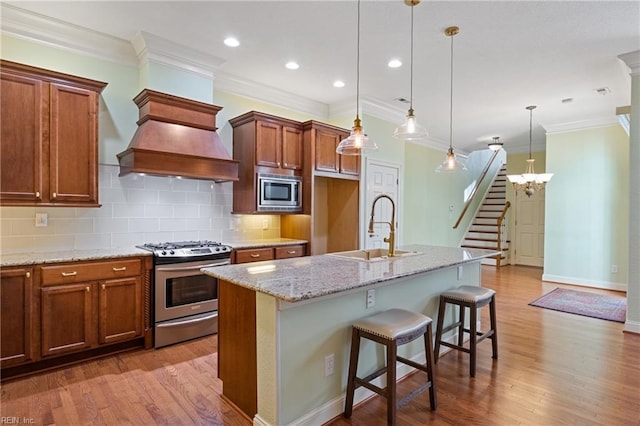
[544,125,629,289]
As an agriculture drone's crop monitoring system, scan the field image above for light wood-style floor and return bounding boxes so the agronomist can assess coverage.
[2,265,639,425]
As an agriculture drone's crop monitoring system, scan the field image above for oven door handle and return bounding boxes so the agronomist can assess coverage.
[156,262,230,272]
[156,312,218,328]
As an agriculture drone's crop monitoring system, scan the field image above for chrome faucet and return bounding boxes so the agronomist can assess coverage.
[368,194,396,257]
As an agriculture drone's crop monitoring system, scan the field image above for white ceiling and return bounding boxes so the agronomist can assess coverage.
[3,1,639,153]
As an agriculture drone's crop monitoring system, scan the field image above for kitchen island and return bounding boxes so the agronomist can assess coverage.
[202,244,497,426]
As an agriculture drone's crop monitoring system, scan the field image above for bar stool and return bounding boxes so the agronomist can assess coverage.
[434,285,498,377]
[343,308,437,425]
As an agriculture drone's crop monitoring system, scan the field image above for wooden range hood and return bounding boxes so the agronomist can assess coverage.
[117,89,239,182]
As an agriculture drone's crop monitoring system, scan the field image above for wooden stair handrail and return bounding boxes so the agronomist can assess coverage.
[495,201,511,268]
[453,149,501,229]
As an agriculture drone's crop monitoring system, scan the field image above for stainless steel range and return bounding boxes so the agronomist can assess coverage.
[138,240,232,348]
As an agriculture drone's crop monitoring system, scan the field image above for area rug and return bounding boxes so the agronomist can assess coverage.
[529,288,626,323]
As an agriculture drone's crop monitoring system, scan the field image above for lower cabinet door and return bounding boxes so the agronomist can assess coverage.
[41,283,93,357]
[1,267,33,367]
[99,277,142,344]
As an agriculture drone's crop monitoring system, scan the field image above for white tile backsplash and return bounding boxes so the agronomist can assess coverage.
[0,164,281,254]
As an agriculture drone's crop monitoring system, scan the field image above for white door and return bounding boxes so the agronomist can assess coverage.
[514,189,545,266]
[365,162,400,250]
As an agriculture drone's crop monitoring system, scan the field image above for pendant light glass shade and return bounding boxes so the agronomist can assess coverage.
[436,26,466,173]
[336,116,377,155]
[507,105,553,197]
[394,1,428,141]
[336,0,378,156]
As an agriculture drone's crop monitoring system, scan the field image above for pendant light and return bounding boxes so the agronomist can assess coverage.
[436,26,466,172]
[488,136,503,151]
[507,105,553,197]
[393,0,428,141]
[336,0,378,156]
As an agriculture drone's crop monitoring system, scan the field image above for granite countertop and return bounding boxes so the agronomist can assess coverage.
[202,244,498,303]
[226,238,307,249]
[0,248,152,267]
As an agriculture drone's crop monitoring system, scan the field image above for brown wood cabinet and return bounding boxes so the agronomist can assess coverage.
[232,244,307,264]
[230,111,303,213]
[0,60,107,207]
[0,267,33,367]
[40,259,144,357]
[303,120,360,179]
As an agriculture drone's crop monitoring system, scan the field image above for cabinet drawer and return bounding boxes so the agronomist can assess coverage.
[41,259,141,286]
[275,245,305,259]
[235,248,275,264]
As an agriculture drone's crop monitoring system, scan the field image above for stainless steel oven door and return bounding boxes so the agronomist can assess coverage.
[154,259,227,322]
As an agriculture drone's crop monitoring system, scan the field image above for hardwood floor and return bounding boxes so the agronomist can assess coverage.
[2,265,639,425]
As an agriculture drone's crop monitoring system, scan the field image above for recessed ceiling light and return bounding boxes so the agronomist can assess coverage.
[333,80,345,88]
[285,61,300,70]
[224,37,240,47]
[388,59,402,68]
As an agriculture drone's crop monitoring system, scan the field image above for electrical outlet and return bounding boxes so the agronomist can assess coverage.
[366,288,375,309]
[324,353,335,376]
[262,219,269,230]
[611,264,618,273]
[35,212,48,227]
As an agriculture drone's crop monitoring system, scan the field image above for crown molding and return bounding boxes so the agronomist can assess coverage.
[131,31,225,80]
[618,50,640,75]
[214,71,329,119]
[0,4,137,66]
[541,115,620,134]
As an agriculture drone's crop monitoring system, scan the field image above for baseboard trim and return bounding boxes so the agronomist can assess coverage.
[623,319,640,335]
[542,274,627,292]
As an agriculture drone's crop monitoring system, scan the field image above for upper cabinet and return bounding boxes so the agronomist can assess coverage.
[0,60,107,207]
[303,121,359,179]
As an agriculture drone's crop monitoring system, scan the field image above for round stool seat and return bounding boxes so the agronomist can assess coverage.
[441,285,495,304]
[353,308,432,340]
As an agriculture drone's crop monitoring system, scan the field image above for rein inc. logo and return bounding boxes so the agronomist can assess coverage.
[0,418,35,424]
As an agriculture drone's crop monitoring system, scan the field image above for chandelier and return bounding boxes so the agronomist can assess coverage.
[506,105,553,197]
[336,0,378,156]
[435,26,466,173]
[393,0,428,141]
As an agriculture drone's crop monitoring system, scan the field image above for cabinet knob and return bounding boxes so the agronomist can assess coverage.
[61,271,78,277]
[112,267,127,272]
[35,192,40,198]
[85,286,90,293]
[284,163,287,167]
[277,162,281,167]
[102,283,106,290]
[25,272,31,278]
[250,253,261,258]
[52,192,57,198]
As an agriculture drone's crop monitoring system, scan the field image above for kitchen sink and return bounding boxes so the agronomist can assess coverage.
[328,248,422,262]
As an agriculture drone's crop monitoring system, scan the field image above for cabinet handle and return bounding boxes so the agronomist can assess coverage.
[85,286,90,293]
[25,272,31,278]
[112,267,127,272]
[52,192,57,198]
[250,253,261,258]
[102,283,106,290]
[61,271,77,277]
[35,192,40,198]
[287,250,296,255]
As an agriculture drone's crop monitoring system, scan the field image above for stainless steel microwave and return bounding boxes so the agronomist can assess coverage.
[257,173,302,212]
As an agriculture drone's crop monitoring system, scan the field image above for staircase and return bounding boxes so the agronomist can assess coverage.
[461,164,510,267]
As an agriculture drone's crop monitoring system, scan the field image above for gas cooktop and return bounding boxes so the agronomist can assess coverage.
[138,240,232,258]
